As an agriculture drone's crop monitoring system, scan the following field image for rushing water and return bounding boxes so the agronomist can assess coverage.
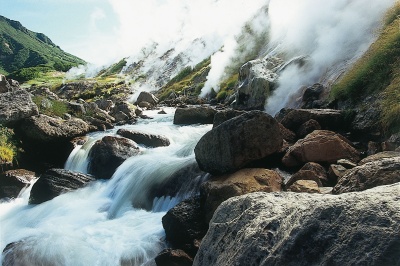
[0,108,211,265]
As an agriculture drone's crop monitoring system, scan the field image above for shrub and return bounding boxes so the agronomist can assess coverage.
[0,125,17,163]
[32,96,69,117]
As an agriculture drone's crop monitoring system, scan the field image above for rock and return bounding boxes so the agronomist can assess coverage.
[367,141,382,155]
[0,89,39,125]
[29,168,95,204]
[155,249,193,266]
[84,117,114,131]
[158,109,167,114]
[327,164,348,185]
[288,180,320,193]
[110,101,137,122]
[193,184,400,266]
[136,91,159,106]
[117,129,170,148]
[301,83,324,109]
[278,109,343,132]
[234,57,281,110]
[173,107,217,125]
[27,87,59,100]
[285,170,323,189]
[88,136,140,179]
[112,111,129,123]
[84,102,115,123]
[333,157,400,194]
[195,111,283,174]
[337,159,357,169]
[278,123,297,143]
[382,133,400,151]
[351,98,382,138]
[358,151,400,165]
[282,130,360,167]
[95,99,113,111]
[0,74,12,93]
[296,119,321,138]
[299,162,328,184]
[68,102,85,117]
[138,101,152,109]
[200,168,283,222]
[212,109,245,128]
[162,197,208,250]
[0,169,36,199]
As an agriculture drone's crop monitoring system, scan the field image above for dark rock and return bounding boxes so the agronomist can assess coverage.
[282,130,360,167]
[212,109,245,128]
[287,180,320,193]
[117,129,170,147]
[351,99,382,139]
[110,101,137,123]
[296,119,321,139]
[285,170,323,189]
[0,169,36,199]
[327,164,348,186]
[68,102,85,116]
[278,109,343,132]
[382,133,400,151]
[0,74,12,93]
[95,99,113,111]
[84,102,115,123]
[174,107,217,125]
[367,141,382,155]
[301,83,324,109]
[337,159,357,169]
[200,168,283,222]
[333,157,400,194]
[88,136,140,179]
[194,184,400,266]
[29,168,95,204]
[162,197,208,249]
[359,151,400,165]
[136,91,159,106]
[155,249,193,266]
[0,89,39,125]
[84,117,114,131]
[299,162,328,185]
[138,101,152,109]
[278,123,297,143]
[158,109,167,114]
[195,111,283,175]
[27,87,59,100]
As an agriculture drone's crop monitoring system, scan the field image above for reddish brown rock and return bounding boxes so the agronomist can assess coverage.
[286,170,323,189]
[288,180,320,193]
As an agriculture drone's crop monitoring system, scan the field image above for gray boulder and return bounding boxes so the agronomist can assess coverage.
[29,168,95,204]
[194,184,400,266]
[136,91,159,106]
[88,136,140,179]
[333,157,400,194]
[110,101,137,123]
[0,90,39,125]
[212,109,245,128]
[195,111,282,174]
[174,107,217,125]
[117,129,170,147]
[0,169,36,199]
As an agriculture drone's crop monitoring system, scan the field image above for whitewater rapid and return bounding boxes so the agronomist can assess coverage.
[0,108,211,265]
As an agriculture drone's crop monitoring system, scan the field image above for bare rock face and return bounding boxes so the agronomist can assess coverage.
[200,168,283,222]
[0,89,39,125]
[173,107,217,125]
[333,157,400,194]
[194,184,400,266]
[0,169,36,199]
[88,136,140,179]
[195,111,283,175]
[288,180,320,193]
[282,130,360,167]
[117,129,170,147]
[29,168,95,204]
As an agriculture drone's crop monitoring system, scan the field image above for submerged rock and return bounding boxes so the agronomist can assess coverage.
[195,111,282,175]
[88,136,140,179]
[29,168,95,204]
[194,184,400,266]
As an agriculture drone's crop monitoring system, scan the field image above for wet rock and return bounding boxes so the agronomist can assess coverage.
[117,129,170,147]
[282,130,360,167]
[136,91,159,106]
[194,184,400,266]
[296,119,321,139]
[0,89,39,125]
[173,107,216,125]
[200,168,283,222]
[333,157,400,194]
[155,249,193,266]
[288,180,320,193]
[29,168,95,204]
[301,83,324,109]
[0,169,36,199]
[195,111,282,175]
[88,136,140,179]
[212,109,245,128]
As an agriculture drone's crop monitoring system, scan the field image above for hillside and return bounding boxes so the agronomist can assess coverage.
[0,15,85,79]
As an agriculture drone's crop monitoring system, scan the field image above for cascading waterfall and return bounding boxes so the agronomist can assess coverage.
[0,109,211,265]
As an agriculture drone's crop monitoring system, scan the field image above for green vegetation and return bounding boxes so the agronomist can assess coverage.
[330,4,400,134]
[0,125,17,164]
[97,58,127,77]
[0,15,85,78]
[32,96,69,117]
[215,74,238,102]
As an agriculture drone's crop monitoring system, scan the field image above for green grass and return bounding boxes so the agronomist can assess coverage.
[330,4,400,134]
[32,96,69,117]
[0,125,17,163]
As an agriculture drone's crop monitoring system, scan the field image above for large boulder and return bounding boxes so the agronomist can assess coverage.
[117,129,170,147]
[87,136,140,179]
[0,169,36,199]
[29,168,96,204]
[282,130,360,167]
[333,157,400,194]
[194,184,400,266]
[136,91,159,107]
[195,111,283,174]
[162,197,208,252]
[0,89,39,125]
[110,101,137,123]
[358,151,400,165]
[200,168,283,222]
[234,57,281,110]
[212,109,245,128]
[173,107,217,125]
[277,108,343,132]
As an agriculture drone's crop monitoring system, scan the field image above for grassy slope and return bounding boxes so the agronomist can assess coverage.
[331,3,400,134]
[0,15,85,76]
